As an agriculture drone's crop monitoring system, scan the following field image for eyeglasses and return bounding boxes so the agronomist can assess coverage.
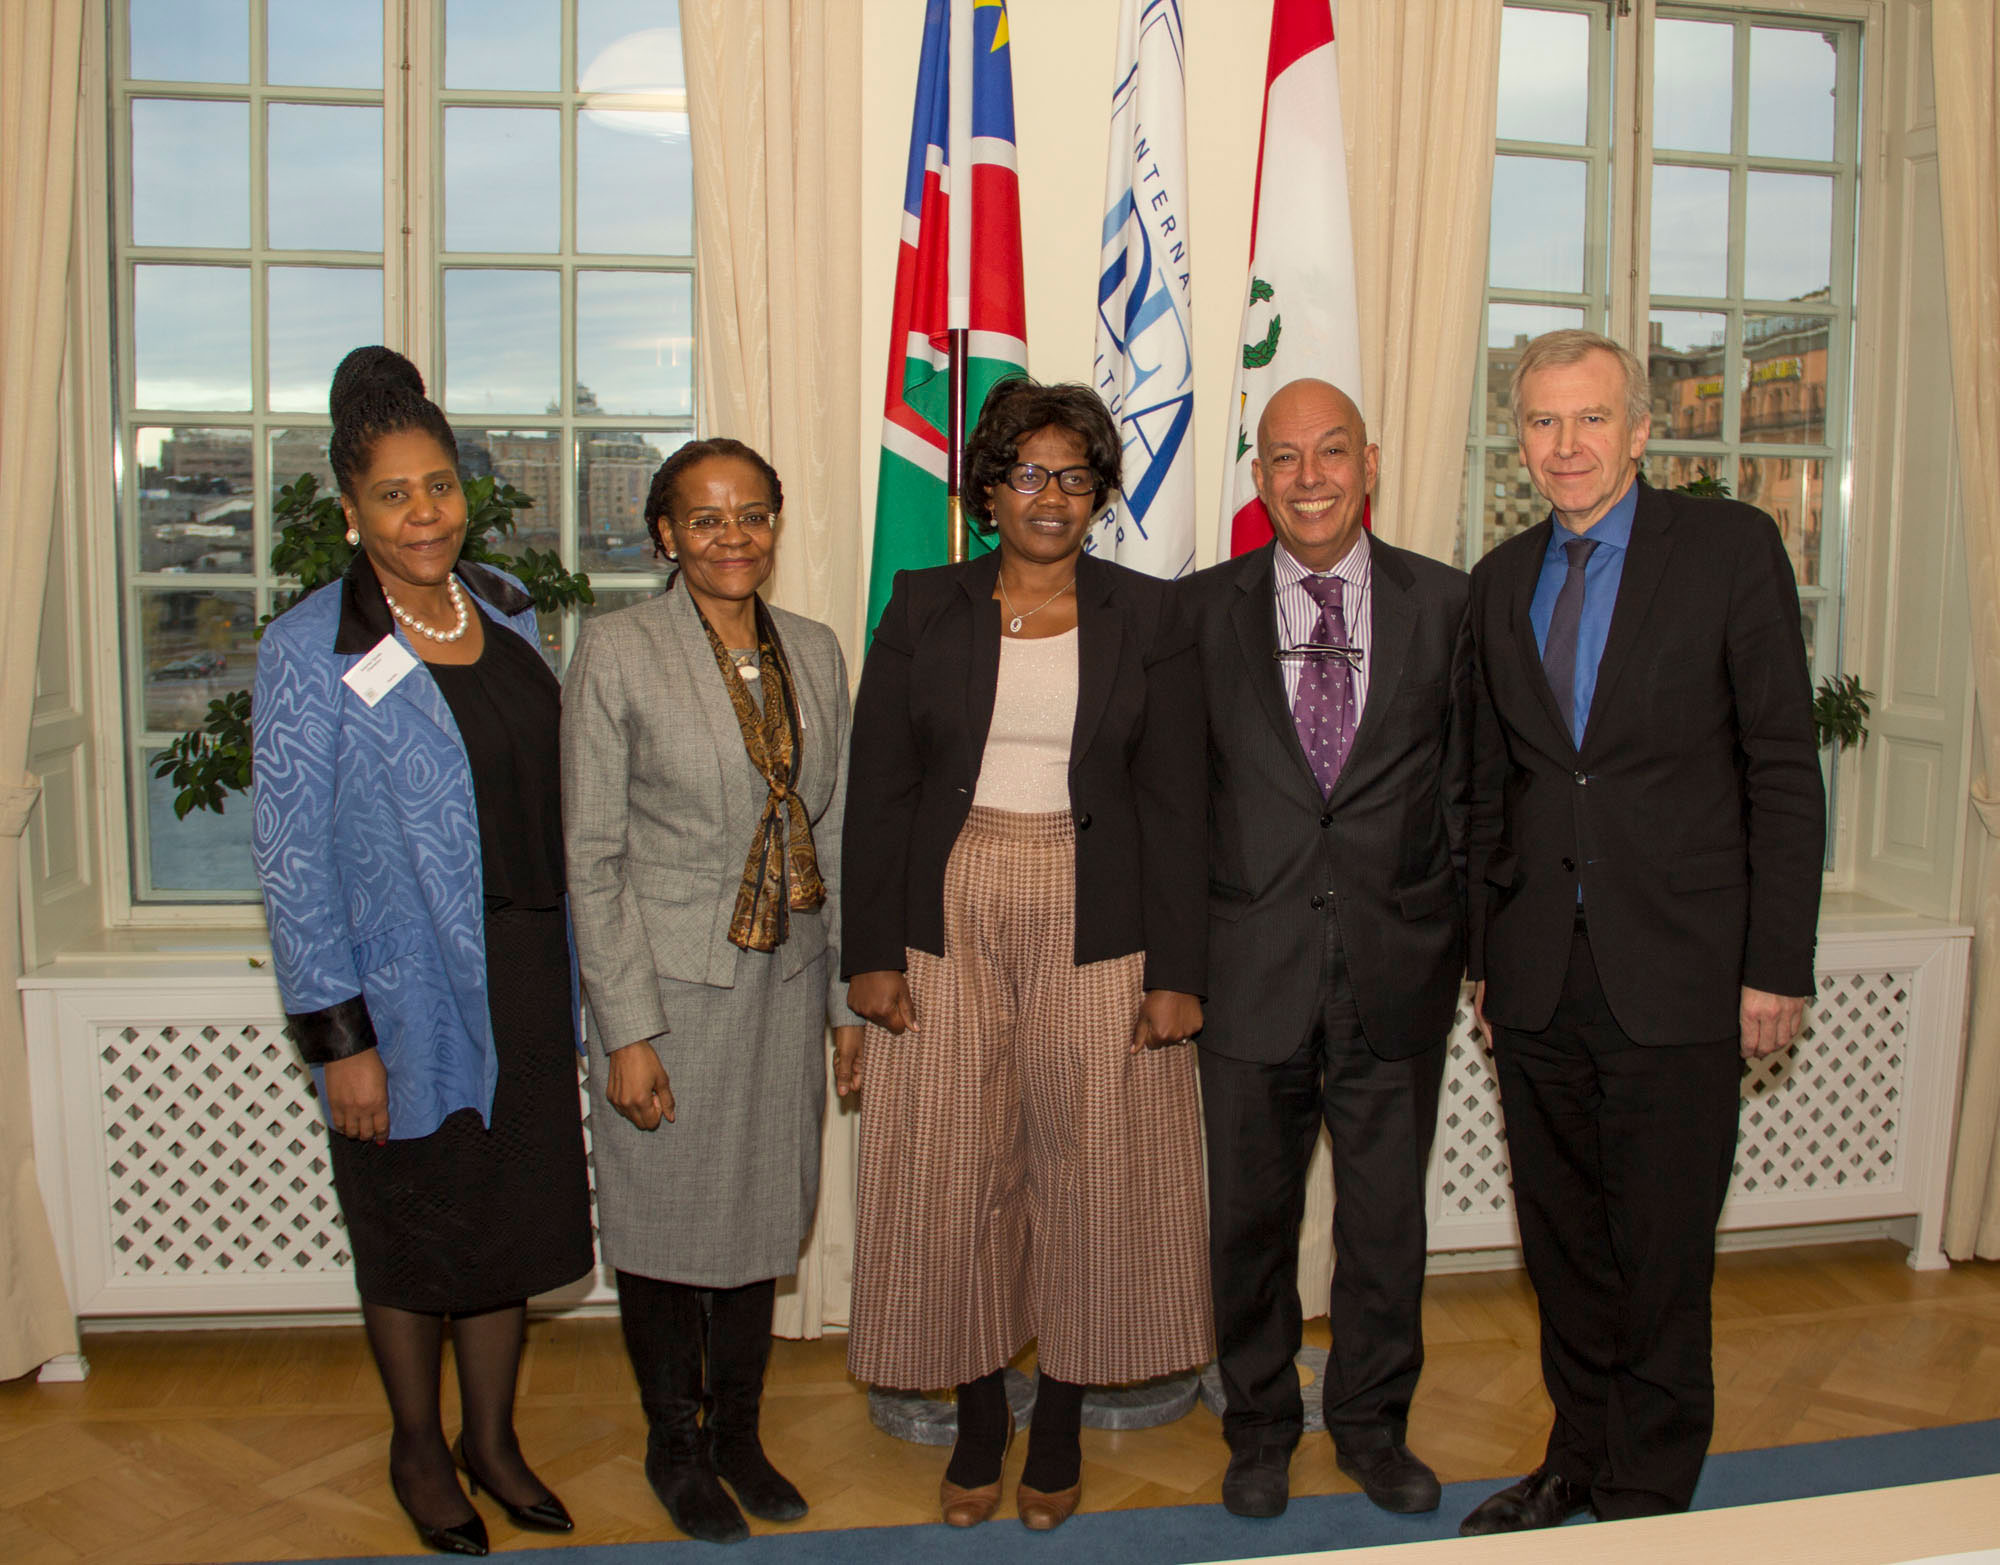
[1004,463,1098,497]
[676,510,776,535]
[1272,643,1364,669]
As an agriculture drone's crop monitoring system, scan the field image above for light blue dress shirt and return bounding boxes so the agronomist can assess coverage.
[1529,477,1640,749]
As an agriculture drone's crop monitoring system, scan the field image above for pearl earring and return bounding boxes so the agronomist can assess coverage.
[345,527,360,546]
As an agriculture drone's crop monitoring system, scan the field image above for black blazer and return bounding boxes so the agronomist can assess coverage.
[1179,539,1474,1063]
[841,550,1207,994]
[1467,480,1826,1045]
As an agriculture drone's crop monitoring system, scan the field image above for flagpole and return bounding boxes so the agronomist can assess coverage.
[946,0,974,562]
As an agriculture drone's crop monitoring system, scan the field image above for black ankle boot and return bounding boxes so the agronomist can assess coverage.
[617,1271,750,1544]
[707,1280,807,1522]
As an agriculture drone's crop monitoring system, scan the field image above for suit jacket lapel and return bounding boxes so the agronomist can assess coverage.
[662,585,748,840]
[1328,542,1414,801]
[384,624,465,747]
[1229,545,1321,795]
[1506,516,1576,754]
[958,553,1004,786]
[1581,482,1674,752]
[1070,553,1119,768]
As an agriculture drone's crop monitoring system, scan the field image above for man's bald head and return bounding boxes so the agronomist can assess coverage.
[1253,377,1378,571]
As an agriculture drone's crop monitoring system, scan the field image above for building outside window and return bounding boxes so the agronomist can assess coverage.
[111,0,692,904]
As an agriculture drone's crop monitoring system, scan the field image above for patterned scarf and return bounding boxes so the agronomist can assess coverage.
[691,592,826,951]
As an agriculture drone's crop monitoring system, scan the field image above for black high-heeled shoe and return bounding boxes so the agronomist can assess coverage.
[451,1436,575,1533]
[390,1474,489,1557]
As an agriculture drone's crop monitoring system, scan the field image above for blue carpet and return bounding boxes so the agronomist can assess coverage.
[299,1419,2000,1564]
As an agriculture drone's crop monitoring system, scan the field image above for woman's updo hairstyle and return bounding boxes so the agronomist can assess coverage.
[961,376,1121,524]
[328,346,460,499]
[642,437,785,563]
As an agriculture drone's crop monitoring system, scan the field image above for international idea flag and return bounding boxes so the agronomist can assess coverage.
[1221,0,1363,559]
[866,0,1028,634]
[1088,0,1195,580]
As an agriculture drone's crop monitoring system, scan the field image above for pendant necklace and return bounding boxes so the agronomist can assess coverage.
[998,575,1075,634]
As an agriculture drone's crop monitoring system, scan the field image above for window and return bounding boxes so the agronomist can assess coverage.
[1462,1,1859,713]
[112,0,693,904]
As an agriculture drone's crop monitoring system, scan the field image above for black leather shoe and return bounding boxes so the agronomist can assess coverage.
[452,1437,574,1533]
[1334,1440,1442,1514]
[391,1475,489,1557]
[1221,1444,1292,1518]
[713,1437,808,1523]
[1458,1467,1593,1536]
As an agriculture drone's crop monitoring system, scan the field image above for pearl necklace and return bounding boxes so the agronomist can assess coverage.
[382,575,470,642]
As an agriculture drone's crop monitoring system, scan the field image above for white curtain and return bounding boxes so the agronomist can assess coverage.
[0,0,88,1380]
[1934,0,2000,1261]
[1340,0,1504,564]
[683,0,866,1334]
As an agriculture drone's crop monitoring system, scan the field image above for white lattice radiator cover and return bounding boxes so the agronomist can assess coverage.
[21,925,1971,1319]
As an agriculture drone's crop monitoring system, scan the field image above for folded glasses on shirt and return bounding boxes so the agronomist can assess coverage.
[1272,642,1363,668]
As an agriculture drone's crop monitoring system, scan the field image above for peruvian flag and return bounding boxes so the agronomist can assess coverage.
[1220,0,1363,558]
[866,0,1028,635]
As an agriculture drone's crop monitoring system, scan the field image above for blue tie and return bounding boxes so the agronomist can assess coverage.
[1542,536,1599,741]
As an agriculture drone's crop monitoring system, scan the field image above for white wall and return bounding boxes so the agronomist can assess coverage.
[854,0,1277,601]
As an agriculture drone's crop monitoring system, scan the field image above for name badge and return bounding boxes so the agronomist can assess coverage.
[341,634,420,708]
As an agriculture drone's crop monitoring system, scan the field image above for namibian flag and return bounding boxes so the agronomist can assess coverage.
[866,0,1028,635]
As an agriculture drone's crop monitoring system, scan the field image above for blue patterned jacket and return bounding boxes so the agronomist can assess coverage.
[252,557,576,1139]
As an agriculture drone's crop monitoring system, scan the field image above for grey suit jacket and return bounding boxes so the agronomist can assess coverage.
[560,583,861,1051]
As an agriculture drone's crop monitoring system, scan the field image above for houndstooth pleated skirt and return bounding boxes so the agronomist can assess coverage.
[847,808,1213,1390]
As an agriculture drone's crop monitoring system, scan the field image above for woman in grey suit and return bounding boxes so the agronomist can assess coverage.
[561,438,862,1545]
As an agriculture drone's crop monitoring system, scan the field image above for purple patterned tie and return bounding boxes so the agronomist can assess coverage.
[1293,574,1358,796]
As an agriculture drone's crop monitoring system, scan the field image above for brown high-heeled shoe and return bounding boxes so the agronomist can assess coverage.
[939,1411,1015,1527]
[1015,1479,1081,1531]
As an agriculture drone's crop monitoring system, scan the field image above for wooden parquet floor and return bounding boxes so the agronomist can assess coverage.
[3,1241,1998,1563]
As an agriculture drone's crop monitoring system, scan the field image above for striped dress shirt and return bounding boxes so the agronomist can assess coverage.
[1274,534,1373,717]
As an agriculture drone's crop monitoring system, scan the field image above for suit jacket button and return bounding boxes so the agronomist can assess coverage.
[1562,856,1576,872]
[1320,812,1334,828]
[1573,771,1588,785]
[1310,893,1326,910]
[1075,812,1092,830]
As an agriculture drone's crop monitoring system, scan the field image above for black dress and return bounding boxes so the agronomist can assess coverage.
[328,617,595,1313]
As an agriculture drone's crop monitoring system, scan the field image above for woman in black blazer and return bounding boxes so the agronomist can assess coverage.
[841,379,1212,1531]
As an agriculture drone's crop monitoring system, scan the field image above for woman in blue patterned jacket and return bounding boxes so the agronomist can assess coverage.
[253,347,591,1557]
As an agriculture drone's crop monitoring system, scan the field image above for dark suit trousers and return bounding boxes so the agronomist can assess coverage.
[1199,918,1445,1454]
[1493,921,1741,1520]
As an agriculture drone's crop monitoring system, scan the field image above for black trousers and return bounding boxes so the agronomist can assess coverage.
[1199,921,1446,1454]
[1493,921,1742,1520]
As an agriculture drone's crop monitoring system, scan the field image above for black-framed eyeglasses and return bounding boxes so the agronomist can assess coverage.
[1005,462,1098,497]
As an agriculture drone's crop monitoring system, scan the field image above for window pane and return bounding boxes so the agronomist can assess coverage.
[139,587,258,730]
[129,0,248,83]
[268,267,382,413]
[1488,156,1586,293]
[145,750,256,892]
[1481,445,1545,557]
[576,271,694,417]
[267,104,383,251]
[1495,6,1589,145]
[1647,310,1726,440]
[1736,455,1823,583]
[270,427,336,516]
[1749,27,1837,162]
[1742,313,1830,445]
[458,428,563,556]
[577,110,693,255]
[135,426,255,573]
[1484,304,1583,437]
[266,0,381,88]
[1649,164,1730,297]
[446,0,560,90]
[580,430,686,571]
[578,0,685,92]
[445,108,561,253]
[1652,17,1733,155]
[131,99,249,248]
[582,585,665,622]
[1643,451,1731,494]
[444,270,561,413]
[1744,172,1832,301]
[134,264,251,410]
